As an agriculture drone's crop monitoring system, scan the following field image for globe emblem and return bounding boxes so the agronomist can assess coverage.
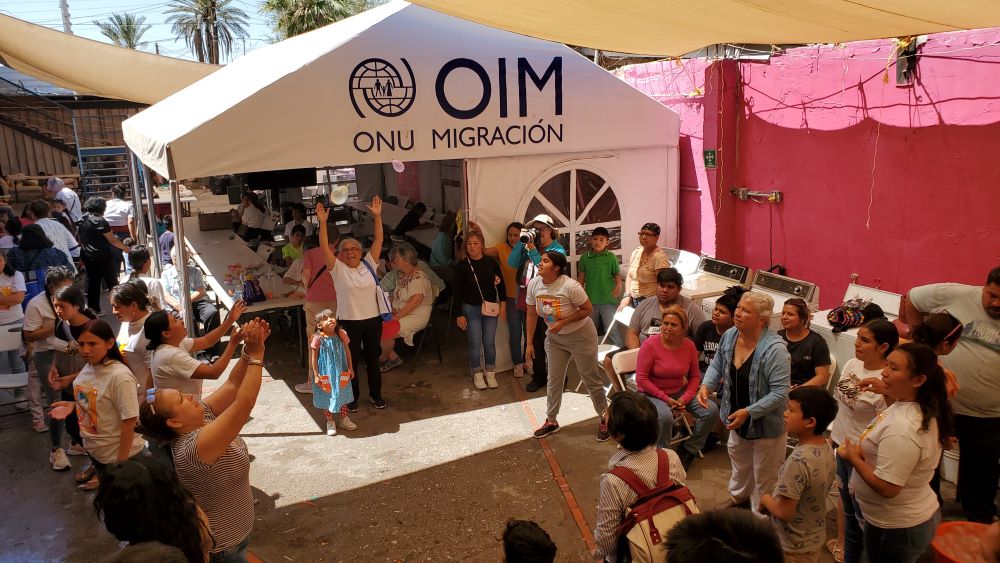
[349,58,416,118]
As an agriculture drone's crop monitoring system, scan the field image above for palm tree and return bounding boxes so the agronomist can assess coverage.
[262,0,367,39]
[166,0,250,64]
[93,13,151,49]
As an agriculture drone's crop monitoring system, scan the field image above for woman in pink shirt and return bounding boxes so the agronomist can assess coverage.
[636,305,719,468]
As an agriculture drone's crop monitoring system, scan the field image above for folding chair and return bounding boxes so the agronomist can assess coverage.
[576,305,634,393]
[0,325,29,416]
[408,317,443,373]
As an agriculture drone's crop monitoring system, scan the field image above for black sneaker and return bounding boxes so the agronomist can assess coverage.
[596,421,610,442]
[525,381,543,392]
[533,421,560,439]
[370,397,387,409]
[347,401,359,413]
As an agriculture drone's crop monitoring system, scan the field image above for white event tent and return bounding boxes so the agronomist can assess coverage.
[123,0,680,366]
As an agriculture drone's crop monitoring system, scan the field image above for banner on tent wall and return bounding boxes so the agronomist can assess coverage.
[121,4,679,180]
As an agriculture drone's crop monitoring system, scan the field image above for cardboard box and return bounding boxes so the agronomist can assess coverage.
[198,211,232,231]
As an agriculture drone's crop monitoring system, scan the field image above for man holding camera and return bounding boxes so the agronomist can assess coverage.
[507,214,566,392]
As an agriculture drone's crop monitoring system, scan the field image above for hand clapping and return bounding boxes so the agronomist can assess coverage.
[242,319,271,358]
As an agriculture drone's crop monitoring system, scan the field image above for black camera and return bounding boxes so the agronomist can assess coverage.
[519,227,539,244]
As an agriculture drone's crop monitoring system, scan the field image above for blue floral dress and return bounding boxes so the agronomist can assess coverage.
[311,331,354,412]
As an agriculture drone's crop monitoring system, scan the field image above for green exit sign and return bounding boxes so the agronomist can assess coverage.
[703,149,718,169]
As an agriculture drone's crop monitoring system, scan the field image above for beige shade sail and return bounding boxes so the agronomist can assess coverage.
[408,0,1000,56]
[0,14,218,104]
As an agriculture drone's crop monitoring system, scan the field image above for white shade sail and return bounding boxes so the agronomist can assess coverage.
[0,14,217,104]
[409,0,1000,56]
[122,1,679,179]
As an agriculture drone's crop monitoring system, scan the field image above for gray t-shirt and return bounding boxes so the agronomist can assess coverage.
[772,442,836,554]
[909,283,1000,417]
[628,295,707,342]
[526,275,590,335]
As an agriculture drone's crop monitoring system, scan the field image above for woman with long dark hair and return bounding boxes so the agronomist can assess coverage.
[126,245,166,310]
[111,281,157,394]
[484,221,526,379]
[778,297,832,388]
[23,266,77,469]
[138,319,269,563]
[94,454,211,563]
[839,343,954,563]
[527,251,608,441]
[50,319,147,481]
[78,196,129,313]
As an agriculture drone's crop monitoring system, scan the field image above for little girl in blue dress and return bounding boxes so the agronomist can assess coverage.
[310,309,357,435]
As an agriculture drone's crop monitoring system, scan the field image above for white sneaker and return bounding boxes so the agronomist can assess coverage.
[33,420,49,433]
[338,416,358,431]
[66,443,87,456]
[513,364,525,379]
[326,420,337,436]
[50,448,70,471]
[485,371,498,389]
[295,382,313,394]
[473,372,487,390]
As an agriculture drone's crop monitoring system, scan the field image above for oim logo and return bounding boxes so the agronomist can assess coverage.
[349,58,416,118]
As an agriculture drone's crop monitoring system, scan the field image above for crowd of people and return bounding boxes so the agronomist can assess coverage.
[4,180,999,562]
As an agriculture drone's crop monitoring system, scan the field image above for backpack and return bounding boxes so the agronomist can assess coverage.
[611,449,700,563]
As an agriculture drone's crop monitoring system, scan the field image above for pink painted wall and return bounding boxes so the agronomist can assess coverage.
[621,31,1000,308]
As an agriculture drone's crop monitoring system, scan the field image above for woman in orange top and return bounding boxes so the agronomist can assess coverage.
[485,222,526,378]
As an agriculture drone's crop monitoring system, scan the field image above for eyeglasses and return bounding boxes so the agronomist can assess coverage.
[341,247,362,253]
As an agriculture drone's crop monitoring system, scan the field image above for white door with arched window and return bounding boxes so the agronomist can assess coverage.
[516,164,624,276]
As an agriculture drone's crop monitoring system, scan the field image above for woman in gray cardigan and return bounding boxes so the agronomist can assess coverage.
[697,291,791,512]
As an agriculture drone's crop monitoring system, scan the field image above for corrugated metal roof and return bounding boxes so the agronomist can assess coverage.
[0,65,75,96]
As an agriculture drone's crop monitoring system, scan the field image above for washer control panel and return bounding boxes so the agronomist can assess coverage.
[698,257,750,284]
[752,271,817,302]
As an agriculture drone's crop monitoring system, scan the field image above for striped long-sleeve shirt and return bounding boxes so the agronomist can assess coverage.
[593,446,686,562]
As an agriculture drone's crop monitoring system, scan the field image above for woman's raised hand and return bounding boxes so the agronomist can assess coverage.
[315,202,329,223]
[368,196,382,217]
[243,319,271,357]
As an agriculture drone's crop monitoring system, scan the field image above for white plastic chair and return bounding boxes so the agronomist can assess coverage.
[0,325,29,413]
[576,306,634,393]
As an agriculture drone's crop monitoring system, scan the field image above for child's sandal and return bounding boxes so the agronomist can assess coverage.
[826,539,844,563]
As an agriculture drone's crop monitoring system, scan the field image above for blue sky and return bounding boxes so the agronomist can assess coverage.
[0,0,275,61]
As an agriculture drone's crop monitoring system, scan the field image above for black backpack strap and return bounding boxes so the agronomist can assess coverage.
[308,264,327,288]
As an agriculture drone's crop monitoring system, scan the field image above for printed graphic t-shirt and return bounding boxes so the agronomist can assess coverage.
[72,361,145,464]
[526,275,590,335]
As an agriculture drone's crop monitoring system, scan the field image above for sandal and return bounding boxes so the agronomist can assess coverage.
[77,475,99,491]
[826,539,844,563]
[75,464,96,484]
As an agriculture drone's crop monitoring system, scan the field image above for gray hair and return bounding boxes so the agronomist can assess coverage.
[389,243,419,266]
[740,291,774,322]
[338,237,362,252]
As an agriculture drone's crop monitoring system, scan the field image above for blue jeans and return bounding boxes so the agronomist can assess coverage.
[835,453,864,563]
[504,298,524,365]
[862,510,940,563]
[644,392,719,453]
[590,304,617,336]
[462,303,498,373]
[210,537,249,563]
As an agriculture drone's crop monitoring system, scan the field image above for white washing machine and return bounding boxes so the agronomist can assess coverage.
[811,284,901,382]
[742,271,821,332]
[669,255,752,307]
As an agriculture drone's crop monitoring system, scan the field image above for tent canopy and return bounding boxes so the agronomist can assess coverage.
[0,14,217,104]
[409,0,1000,56]
[122,1,679,180]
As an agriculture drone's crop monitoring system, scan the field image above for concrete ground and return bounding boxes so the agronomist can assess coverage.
[0,187,965,561]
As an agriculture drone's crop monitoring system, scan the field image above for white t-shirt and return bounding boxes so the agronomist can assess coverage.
[0,235,16,250]
[909,283,1000,417]
[72,361,145,464]
[0,271,25,325]
[526,275,591,335]
[284,220,315,239]
[330,253,381,321]
[104,198,133,227]
[830,357,888,446]
[134,276,166,310]
[849,401,942,528]
[151,338,204,398]
[284,258,304,283]
[23,292,58,352]
[118,312,154,392]
[56,187,82,222]
[240,206,267,230]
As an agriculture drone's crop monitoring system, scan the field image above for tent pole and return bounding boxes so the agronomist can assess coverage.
[142,166,162,277]
[126,151,147,251]
[171,179,195,337]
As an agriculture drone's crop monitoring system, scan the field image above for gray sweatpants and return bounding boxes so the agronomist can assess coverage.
[544,318,607,422]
